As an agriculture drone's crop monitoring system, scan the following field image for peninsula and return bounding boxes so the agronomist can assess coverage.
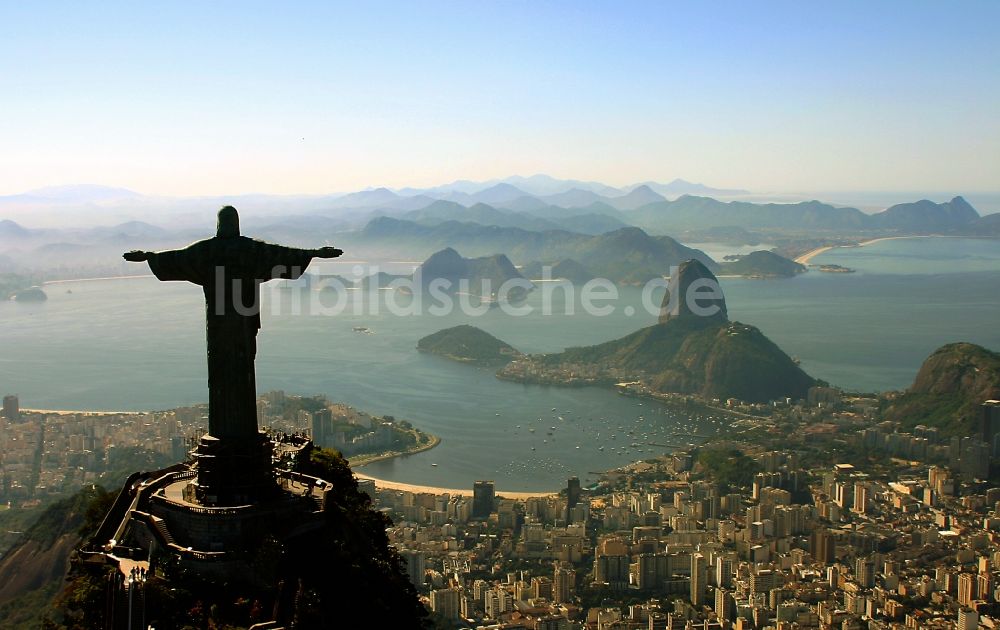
[497,260,815,403]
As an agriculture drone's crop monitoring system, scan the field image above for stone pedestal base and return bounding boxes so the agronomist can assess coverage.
[192,432,274,505]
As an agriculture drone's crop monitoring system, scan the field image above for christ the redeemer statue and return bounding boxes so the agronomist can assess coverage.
[124,206,342,440]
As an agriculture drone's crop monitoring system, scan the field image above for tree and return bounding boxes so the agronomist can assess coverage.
[291,446,429,628]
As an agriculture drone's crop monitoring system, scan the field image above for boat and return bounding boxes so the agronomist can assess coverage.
[431,463,438,467]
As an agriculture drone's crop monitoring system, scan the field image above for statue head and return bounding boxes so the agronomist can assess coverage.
[217,206,240,238]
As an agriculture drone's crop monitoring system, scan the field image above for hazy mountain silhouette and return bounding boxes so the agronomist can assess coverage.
[632,178,749,197]
[868,196,980,231]
[607,184,667,210]
[361,217,715,282]
[397,200,628,235]
[416,247,530,299]
[539,188,607,208]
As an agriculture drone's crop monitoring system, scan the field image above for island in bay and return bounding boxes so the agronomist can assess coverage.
[417,324,523,366]
[719,250,806,278]
[420,259,817,403]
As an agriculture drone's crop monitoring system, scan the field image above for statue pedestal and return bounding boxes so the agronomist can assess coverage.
[192,432,274,506]
[78,438,334,593]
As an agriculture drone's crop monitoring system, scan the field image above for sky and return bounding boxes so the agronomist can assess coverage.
[1,1,998,196]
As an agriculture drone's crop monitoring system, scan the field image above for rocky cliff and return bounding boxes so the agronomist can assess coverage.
[885,343,1000,435]
[501,260,814,403]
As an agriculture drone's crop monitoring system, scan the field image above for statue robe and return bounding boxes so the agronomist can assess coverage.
[147,236,315,438]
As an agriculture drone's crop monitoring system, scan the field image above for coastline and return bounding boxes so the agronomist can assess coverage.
[348,432,442,467]
[23,407,445,464]
[352,472,558,500]
[794,246,835,265]
[42,274,154,285]
[22,407,143,415]
[794,234,949,265]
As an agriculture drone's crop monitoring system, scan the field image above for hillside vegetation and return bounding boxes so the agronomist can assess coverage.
[418,325,523,366]
[720,250,806,277]
[501,259,815,403]
[884,343,1000,436]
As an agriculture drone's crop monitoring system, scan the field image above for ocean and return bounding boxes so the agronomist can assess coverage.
[1,237,998,491]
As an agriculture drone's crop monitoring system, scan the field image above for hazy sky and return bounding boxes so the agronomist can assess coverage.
[1,1,997,196]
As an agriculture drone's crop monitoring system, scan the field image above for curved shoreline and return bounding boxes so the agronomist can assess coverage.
[794,246,835,265]
[352,472,558,500]
[794,235,951,265]
[348,432,441,467]
[23,407,446,463]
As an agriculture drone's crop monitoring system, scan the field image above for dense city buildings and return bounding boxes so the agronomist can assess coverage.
[4,389,1000,629]
[369,397,1000,629]
[0,392,430,505]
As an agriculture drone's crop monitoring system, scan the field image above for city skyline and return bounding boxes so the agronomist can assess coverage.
[2,1,998,196]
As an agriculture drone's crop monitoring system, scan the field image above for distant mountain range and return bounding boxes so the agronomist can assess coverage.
[0,176,747,228]
[625,195,985,234]
[0,174,995,275]
[866,197,980,231]
[415,248,530,300]
[360,218,716,283]
[329,191,989,237]
[3,178,989,240]
[395,175,744,198]
[395,200,629,235]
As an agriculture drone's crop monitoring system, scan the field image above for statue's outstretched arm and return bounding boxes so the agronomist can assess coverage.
[124,242,207,284]
[313,247,344,259]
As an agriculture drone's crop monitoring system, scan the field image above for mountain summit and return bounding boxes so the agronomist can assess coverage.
[869,196,980,231]
[498,259,814,403]
[884,342,1000,435]
[659,259,728,325]
[415,247,531,300]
